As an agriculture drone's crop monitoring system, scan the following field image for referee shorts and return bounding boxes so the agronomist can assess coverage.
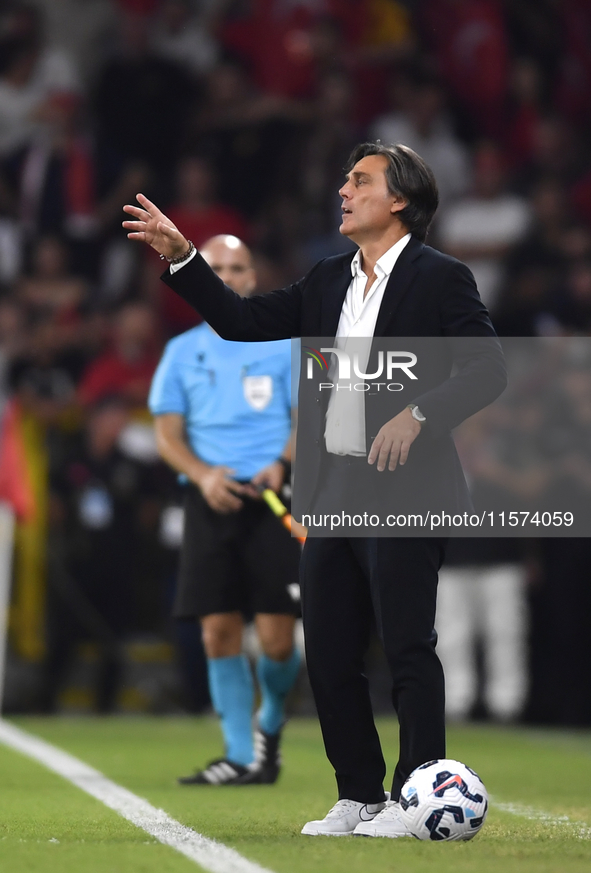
[173,484,301,620]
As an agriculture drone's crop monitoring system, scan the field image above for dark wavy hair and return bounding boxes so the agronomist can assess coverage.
[345,142,439,241]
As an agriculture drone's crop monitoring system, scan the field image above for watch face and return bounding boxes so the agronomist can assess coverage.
[412,406,426,422]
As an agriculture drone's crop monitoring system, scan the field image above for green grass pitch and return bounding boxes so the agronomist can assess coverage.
[1,716,591,873]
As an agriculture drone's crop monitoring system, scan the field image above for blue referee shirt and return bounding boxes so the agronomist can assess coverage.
[148,324,294,481]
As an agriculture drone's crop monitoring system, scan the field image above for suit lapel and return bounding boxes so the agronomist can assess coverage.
[318,238,424,337]
[320,255,355,336]
[373,236,423,337]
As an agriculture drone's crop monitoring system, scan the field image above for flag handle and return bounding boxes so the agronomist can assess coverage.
[261,489,307,544]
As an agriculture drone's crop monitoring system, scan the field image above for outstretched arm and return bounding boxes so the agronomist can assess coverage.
[123,193,306,341]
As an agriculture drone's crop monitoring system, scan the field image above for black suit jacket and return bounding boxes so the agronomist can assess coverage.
[163,235,507,520]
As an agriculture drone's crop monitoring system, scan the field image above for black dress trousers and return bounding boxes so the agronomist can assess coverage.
[300,534,447,802]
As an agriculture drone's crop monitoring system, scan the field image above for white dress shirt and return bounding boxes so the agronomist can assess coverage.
[324,233,412,455]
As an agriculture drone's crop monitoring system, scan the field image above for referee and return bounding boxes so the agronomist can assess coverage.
[148,235,301,785]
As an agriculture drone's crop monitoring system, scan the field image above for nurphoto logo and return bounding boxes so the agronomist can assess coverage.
[305,346,418,392]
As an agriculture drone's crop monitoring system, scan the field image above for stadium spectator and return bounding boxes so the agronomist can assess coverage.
[144,154,249,335]
[491,264,560,337]
[503,58,546,171]
[93,7,194,180]
[17,236,87,351]
[27,0,117,88]
[220,0,332,101]
[371,72,471,210]
[297,69,359,265]
[1,92,98,241]
[436,537,528,722]
[188,59,302,223]
[420,0,509,139]
[9,325,79,425]
[149,234,300,785]
[78,300,161,408]
[493,179,570,335]
[503,0,562,95]
[1,88,149,281]
[439,142,532,310]
[553,0,591,126]
[0,297,28,364]
[559,222,591,263]
[502,180,591,294]
[39,395,161,712]
[150,0,219,79]
[8,237,93,422]
[166,156,249,252]
[436,402,532,722]
[504,179,569,273]
[0,2,80,159]
[344,0,417,125]
[220,0,413,118]
[514,116,583,197]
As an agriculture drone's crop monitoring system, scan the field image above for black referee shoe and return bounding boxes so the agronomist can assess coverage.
[178,758,263,786]
[254,726,282,784]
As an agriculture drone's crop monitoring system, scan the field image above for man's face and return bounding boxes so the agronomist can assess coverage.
[338,154,405,243]
[200,237,256,297]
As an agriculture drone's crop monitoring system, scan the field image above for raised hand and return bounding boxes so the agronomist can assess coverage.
[122,193,190,260]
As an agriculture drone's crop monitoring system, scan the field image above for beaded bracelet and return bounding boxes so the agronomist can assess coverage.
[160,240,195,264]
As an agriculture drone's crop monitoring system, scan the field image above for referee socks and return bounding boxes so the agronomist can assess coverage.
[207,655,255,766]
[256,649,301,737]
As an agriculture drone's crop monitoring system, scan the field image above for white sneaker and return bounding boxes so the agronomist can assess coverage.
[353,801,412,838]
[301,798,387,836]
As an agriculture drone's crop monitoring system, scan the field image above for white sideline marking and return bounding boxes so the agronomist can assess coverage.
[0,720,275,873]
[492,799,591,839]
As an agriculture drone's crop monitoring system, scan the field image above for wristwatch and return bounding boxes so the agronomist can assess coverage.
[407,404,426,425]
[276,456,291,480]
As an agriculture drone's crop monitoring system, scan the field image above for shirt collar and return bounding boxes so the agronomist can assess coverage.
[350,248,363,278]
[350,233,412,280]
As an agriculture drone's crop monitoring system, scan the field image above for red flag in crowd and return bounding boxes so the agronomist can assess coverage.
[0,400,35,522]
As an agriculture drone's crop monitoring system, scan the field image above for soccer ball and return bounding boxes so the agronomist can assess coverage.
[399,759,488,841]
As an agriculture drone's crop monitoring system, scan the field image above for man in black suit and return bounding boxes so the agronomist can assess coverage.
[124,142,506,837]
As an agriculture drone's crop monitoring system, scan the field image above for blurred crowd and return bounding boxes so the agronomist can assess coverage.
[1,0,591,724]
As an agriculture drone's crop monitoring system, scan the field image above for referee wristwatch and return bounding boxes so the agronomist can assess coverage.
[276,456,291,480]
[407,404,426,425]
